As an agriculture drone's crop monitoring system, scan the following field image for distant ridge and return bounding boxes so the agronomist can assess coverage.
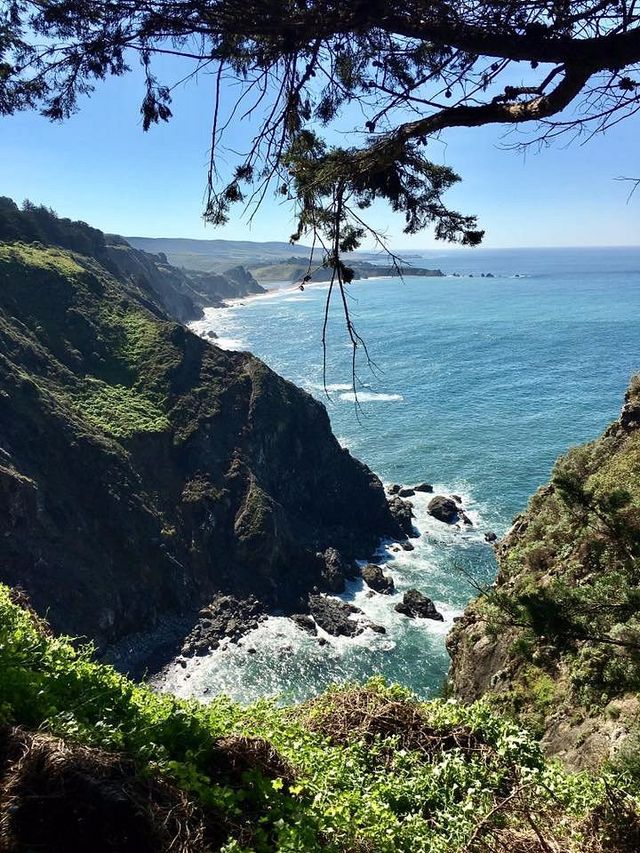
[126,236,315,271]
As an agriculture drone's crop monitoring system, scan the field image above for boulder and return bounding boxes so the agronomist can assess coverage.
[484,531,498,543]
[387,484,401,495]
[394,589,444,621]
[401,542,415,552]
[427,495,459,524]
[413,483,433,493]
[398,487,415,498]
[361,564,395,594]
[460,512,473,526]
[451,494,462,503]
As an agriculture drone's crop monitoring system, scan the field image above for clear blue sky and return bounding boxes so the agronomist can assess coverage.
[1,54,638,249]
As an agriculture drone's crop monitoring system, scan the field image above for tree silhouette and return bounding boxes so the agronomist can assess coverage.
[3,1,639,384]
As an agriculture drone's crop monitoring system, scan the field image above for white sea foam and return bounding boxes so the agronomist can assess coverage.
[338,391,404,402]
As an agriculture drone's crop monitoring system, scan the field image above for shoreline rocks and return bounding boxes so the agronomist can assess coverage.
[180,595,264,657]
[388,495,416,537]
[413,483,433,493]
[308,595,385,637]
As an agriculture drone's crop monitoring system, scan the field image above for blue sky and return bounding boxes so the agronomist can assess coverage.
[1,55,638,249]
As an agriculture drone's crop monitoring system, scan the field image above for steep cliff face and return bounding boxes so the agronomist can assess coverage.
[447,379,640,768]
[105,238,264,323]
[0,239,400,650]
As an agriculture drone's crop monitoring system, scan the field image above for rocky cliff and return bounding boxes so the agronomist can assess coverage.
[0,221,401,656]
[447,378,640,768]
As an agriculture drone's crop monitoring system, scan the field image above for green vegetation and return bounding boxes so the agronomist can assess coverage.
[0,240,174,439]
[1,584,639,852]
[73,381,169,438]
[0,241,85,278]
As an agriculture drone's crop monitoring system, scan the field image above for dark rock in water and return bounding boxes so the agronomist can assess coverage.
[460,512,473,526]
[413,483,433,493]
[361,564,394,594]
[369,624,387,634]
[308,595,364,637]
[451,494,462,504]
[291,613,317,635]
[318,547,347,593]
[387,484,401,495]
[486,272,495,278]
[180,595,263,657]
[395,589,444,621]
[401,542,415,552]
[206,330,218,339]
[427,496,459,524]
[247,647,257,654]
[485,531,498,543]
[388,496,415,537]
[318,637,328,647]
[398,487,415,498]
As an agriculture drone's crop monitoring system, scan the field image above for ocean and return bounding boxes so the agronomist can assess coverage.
[157,246,640,704]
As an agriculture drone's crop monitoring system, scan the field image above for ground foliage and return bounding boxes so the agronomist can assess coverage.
[1,585,639,852]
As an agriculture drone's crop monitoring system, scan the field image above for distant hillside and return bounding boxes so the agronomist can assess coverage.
[125,236,446,284]
[126,236,316,272]
[125,235,442,280]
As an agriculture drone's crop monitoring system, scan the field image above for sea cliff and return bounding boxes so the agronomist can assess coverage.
[0,205,402,661]
[447,377,640,768]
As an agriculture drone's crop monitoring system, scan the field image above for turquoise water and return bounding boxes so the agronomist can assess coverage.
[158,247,640,704]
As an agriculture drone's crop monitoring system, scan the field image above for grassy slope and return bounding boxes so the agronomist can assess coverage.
[448,378,640,767]
[2,584,639,853]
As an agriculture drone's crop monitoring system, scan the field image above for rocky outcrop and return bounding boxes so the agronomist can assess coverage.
[395,590,443,621]
[361,564,394,594]
[388,496,415,537]
[0,219,403,659]
[427,495,459,524]
[318,548,351,593]
[180,595,264,656]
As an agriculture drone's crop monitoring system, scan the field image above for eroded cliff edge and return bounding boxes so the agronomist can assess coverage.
[447,378,640,769]
[0,219,402,656]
